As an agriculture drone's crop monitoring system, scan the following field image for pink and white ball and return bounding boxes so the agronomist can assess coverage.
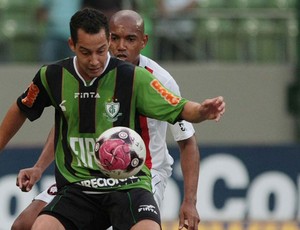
[94,127,146,179]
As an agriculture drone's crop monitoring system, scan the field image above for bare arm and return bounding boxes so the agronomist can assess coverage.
[181,96,225,123]
[0,102,27,152]
[177,135,200,230]
[17,126,55,192]
[176,96,225,229]
[34,126,55,172]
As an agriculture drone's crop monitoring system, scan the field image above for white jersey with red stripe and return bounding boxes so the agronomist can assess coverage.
[138,55,195,206]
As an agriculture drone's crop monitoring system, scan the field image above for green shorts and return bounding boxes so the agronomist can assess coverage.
[40,184,161,230]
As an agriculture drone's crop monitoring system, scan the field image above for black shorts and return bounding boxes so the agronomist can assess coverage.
[40,184,161,230]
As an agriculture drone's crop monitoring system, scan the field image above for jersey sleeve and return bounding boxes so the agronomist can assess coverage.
[16,67,52,121]
[134,67,188,124]
[169,120,195,141]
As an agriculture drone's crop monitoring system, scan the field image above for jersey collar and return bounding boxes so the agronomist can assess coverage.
[73,53,111,86]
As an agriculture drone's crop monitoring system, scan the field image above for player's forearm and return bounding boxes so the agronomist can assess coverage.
[179,135,200,203]
[0,103,27,152]
[33,150,54,173]
[33,127,55,172]
[181,96,225,123]
[181,101,204,123]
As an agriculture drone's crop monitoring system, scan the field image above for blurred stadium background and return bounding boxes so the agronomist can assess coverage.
[0,0,300,229]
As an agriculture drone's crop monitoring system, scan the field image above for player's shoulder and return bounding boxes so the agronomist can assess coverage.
[139,55,181,92]
[41,57,74,76]
[139,55,174,83]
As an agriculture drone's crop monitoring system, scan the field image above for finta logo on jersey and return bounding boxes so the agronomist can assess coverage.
[21,82,39,108]
[150,79,180,106]
[74,92,100,99]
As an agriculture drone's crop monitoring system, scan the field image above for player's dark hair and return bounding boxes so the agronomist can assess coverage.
[69,8,110,44]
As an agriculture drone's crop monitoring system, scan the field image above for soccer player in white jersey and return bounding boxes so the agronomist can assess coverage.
[13,10,201,230]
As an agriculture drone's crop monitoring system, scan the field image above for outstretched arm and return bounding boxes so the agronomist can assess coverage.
[0,102,27,152]
[16,126,55,192]
[181,96,225,123]
[177,135,200,230]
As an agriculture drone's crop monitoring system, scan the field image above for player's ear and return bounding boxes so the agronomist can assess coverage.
[107,33,111,47]
[141,34,148,49]
[68,37,75,52]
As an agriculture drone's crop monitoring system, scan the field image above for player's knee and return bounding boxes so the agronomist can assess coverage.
[130,219,160,230]
[11,212,35,230]
[11,218,28,230]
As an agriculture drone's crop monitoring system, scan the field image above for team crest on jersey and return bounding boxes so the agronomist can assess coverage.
[104,100,122,122]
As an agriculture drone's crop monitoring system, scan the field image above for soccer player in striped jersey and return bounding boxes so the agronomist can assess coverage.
[4,8,225,229]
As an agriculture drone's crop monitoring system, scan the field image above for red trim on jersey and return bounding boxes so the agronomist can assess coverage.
[145,66,154,74]
[139,115,152,169]
[139,65,154,169]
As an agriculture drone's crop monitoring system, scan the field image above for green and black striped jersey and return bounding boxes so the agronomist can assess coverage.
[17,56,188,192]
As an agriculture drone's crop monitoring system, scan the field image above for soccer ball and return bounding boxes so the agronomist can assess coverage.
[94,126,146,179]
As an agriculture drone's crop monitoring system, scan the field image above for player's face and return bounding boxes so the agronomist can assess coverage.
[69,28,110,80]
[109,21,148,66]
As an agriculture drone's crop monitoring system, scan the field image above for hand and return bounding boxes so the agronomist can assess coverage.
[16,167,42,192]
[178,200,200,230]
[200,96,225,122]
